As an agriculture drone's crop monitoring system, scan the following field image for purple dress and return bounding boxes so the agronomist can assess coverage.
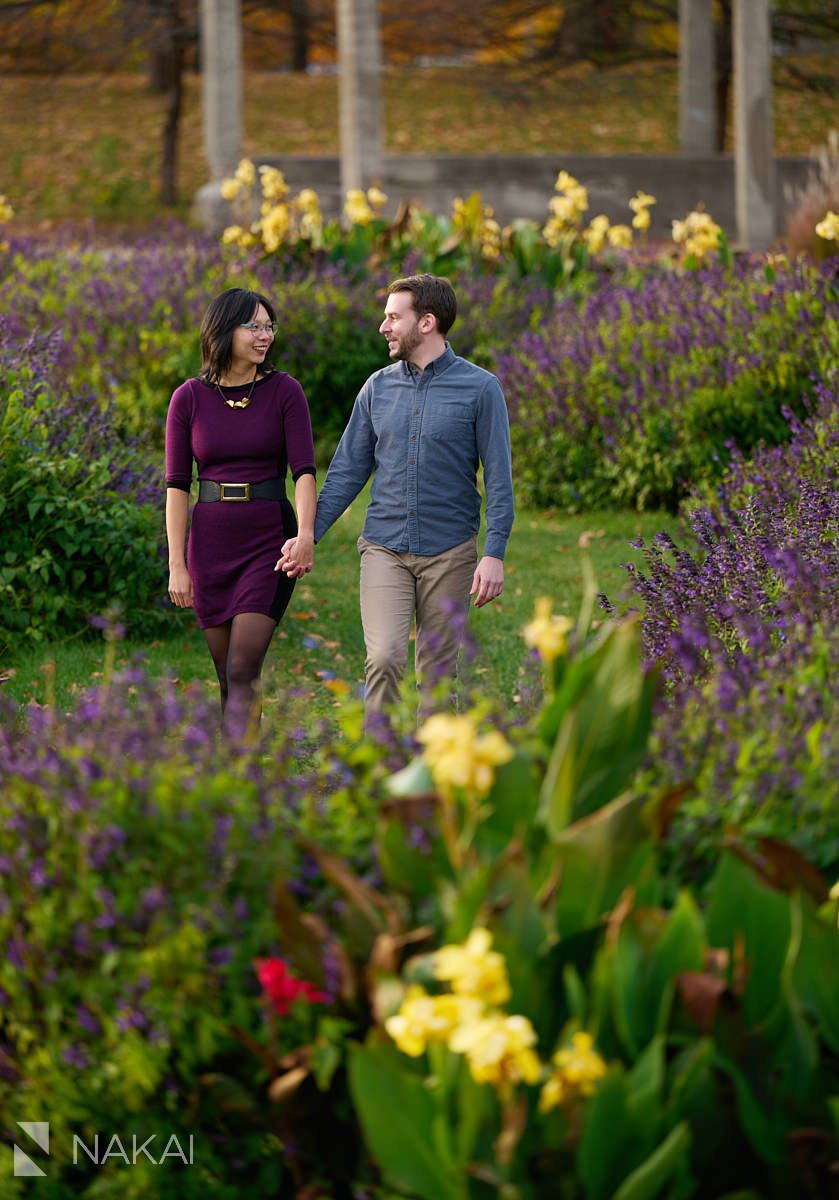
[165,371,316,629]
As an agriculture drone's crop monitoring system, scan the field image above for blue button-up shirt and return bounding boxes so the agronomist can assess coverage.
[314,345,514,559]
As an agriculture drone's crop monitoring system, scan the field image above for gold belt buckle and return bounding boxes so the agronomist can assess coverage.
[219,482,250,501]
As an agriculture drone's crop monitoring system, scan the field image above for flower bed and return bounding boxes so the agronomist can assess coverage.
[611,378,839,882]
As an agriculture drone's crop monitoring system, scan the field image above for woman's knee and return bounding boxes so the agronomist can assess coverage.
[226,652,262,689]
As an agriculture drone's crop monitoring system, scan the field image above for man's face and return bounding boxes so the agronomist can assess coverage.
[379,290,424,361]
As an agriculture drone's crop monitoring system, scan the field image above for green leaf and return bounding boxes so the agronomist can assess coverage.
[614,893,706,1054]
[539,619,655,833]
[793,904,839,1054]
[706,852,791,1027]
[612,1121,693,1200]
[711,1050,788,1165]
[578,1067,656,1200]
[549,791,655,939]
[475,751,538,853]
[386,756,434,797]
[348,1040,466,1200]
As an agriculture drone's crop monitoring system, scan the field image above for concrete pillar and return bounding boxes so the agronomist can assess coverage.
[733,0,776,247]
[678,0,715,154]
[336,0,383,199]
[200,0,243,180]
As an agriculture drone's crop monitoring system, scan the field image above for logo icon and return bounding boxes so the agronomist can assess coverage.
[13,1122,50,1177]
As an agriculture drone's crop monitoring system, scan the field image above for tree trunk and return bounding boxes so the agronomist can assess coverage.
[714,0,732,152]
[160,2,187,205]
[289,0,310,72]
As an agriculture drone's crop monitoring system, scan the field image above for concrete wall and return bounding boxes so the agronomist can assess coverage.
[196,152,818,244]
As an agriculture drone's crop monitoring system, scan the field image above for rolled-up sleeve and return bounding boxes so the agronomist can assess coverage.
[165,383,194,491]
[313,383,376,542]
[476,377,514,560]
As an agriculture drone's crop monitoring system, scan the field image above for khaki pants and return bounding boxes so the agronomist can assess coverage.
[357,535,478,715]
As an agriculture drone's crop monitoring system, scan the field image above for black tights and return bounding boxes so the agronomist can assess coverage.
[204,611,278,737]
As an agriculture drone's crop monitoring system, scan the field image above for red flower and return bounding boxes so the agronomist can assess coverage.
[254,957,328,1016]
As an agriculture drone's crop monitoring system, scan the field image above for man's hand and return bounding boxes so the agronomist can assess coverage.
[275,533,314,579]
[470,555,504,607]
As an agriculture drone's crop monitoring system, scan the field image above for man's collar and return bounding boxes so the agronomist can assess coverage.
[403,342,456,377]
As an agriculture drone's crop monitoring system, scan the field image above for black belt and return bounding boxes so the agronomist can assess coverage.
[197,479,284,503]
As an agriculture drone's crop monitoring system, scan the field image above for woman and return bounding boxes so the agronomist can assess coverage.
[165,287,316,734]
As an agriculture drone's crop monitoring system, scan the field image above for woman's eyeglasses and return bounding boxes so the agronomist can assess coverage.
[240,321,277,335]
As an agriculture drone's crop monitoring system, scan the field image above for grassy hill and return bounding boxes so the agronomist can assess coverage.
[1,58,834,225]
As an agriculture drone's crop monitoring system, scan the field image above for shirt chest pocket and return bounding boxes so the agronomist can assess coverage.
[426,401,475,441]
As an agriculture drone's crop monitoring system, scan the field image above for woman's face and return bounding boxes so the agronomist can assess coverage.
[229,303,275,374]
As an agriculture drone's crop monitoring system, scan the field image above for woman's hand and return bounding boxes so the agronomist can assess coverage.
[168,564,194,608]
[275,532,314,578]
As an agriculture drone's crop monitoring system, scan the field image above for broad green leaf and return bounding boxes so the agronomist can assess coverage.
[539,619,655,833]
[706,853,791,1027]
[612,1121,693,1200]
[549,792,655,939]
[793,905,839,1053]
[475,752,539,854]
[578,1067,657,1200]
[614,893,706,1054]
[348,1040,466,1200]
[712,1051,788,1165]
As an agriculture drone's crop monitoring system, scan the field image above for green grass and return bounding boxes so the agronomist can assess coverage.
[0,58,834,225]
[1,496,674,718]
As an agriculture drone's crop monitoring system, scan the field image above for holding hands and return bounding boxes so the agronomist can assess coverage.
[275,531,314,579]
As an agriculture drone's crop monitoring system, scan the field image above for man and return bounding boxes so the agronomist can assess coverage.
[280,273,514,717]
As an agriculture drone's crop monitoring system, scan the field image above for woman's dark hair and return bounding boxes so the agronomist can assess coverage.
[198,288,277,384]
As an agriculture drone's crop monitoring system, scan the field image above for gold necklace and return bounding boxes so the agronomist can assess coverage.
[217,369,258,409]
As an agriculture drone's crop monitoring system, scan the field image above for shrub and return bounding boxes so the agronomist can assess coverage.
[496,255,837,511]
[0,670,384,1198]
[0,336,164,646]
[612,379,839,884]
[3,596,837,1197]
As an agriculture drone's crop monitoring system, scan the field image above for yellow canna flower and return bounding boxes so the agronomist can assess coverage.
[295,187,321,213]
[417,712,513,800]
[298,211,323,242]
[672,208,722,260]
[629,190,656,214]
[385,985,483,1056]
[607,224,633,249]
[449,1012,542,1098]
[433,927,511,1006]
[548,195,579,225]
[523,598,574,664]
[554,170,579,193]
[0,195,13,222]
[259,165,289,203]
[234,158,256,187]
[632,208,651,231]
[221,224,246,245]
[220,177,240,202]
[366,185,388,210]
[260,203,291,252]
[582,214,610,253]
[538,1031,608,1113]
[344,188,375,226]
[566,184,589,214]
[815,211,839,241]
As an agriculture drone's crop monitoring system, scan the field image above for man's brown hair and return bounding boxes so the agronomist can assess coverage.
[387,273,457,336]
